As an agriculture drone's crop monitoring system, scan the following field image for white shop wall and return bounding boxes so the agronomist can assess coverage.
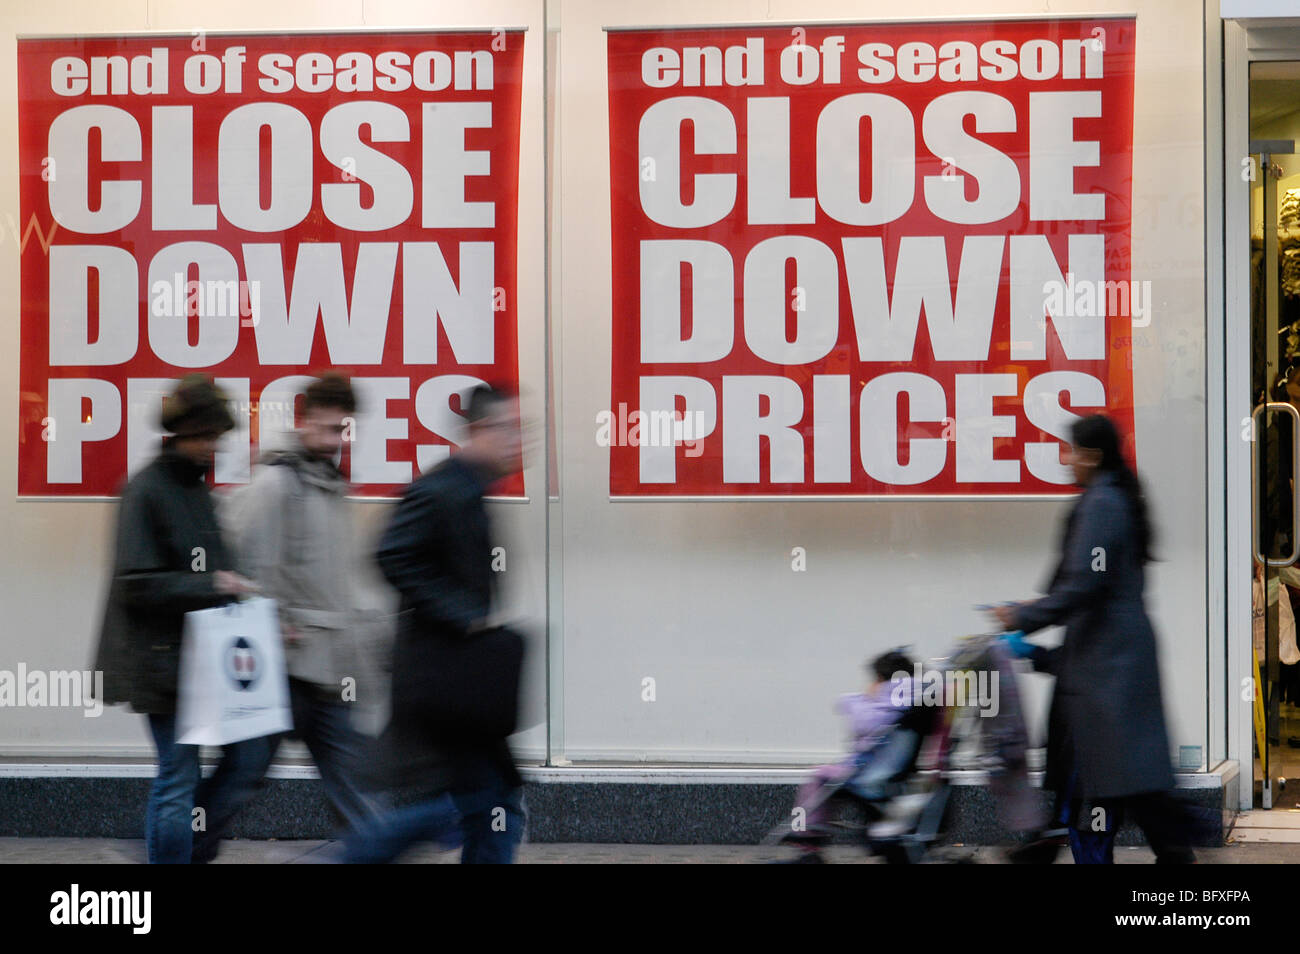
[0,0,550,760]
[0,0,1214,770]
[553,0,1210,764]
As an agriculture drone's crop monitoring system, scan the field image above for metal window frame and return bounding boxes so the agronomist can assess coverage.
[1214,10,1300,809]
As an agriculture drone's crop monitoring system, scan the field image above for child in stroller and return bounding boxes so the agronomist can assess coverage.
[771,633,1042,863]
[776,649,923,863]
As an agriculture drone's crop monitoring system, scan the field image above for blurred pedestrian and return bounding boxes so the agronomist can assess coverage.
[345,384,526,864]
[222,373,381,836]
[987,413,1196,864]
[92,375,266,864]
[778,649,915,863]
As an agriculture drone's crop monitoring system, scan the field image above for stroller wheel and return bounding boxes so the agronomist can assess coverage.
[769,851,827,864]
[877,842,913,865]
[778,829,831,849]
[1006,831,1067,864]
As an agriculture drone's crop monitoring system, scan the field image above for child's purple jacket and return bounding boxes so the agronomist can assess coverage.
[835,680,911,753]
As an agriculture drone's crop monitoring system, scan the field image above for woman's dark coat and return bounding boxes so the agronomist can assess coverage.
[1014,469,1176,801]
[92,447,234,714]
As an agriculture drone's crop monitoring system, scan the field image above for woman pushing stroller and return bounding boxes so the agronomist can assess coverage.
[987,413,1197,864]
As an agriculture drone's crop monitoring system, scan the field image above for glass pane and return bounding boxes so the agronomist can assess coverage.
[551,2,1207,774]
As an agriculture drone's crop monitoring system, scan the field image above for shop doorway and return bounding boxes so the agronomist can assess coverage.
[1248,63,1300,809]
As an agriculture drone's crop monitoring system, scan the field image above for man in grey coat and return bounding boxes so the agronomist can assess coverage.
[222,373,379,834]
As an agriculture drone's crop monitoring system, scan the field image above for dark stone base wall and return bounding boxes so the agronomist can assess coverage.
[0,777,1230,847]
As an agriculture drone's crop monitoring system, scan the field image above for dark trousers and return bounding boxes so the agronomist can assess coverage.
[1059,788,1197,864]
[344,766,526,864]
[247,678,380,835]
[451,778,526,864]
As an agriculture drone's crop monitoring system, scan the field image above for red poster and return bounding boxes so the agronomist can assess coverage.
[18,30,524,497]
[607,19,1137,496]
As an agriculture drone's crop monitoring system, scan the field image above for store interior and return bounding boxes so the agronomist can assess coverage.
[1250,62,1300,809]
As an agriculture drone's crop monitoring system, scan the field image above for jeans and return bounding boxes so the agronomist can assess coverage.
[145,713,273,864]
[451,780,526,864]
[252,678,380,834]
[344,772,526,864]
[1056,772,1197,865]
[843,729,919,801]
[342,793,463,863]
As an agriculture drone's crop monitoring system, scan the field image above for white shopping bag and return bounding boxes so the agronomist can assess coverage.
[175,597,293,745]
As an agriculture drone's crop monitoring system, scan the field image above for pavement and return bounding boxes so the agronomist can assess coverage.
[1,837,1296,863]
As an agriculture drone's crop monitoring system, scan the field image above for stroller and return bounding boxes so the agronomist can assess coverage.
[766,633,1035,864]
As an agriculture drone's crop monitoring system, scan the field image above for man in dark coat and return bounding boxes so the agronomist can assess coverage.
[345,384,525,864]
[991,414,1195,863]
[92,375,265,864]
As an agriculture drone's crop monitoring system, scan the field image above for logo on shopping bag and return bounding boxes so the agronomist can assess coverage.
[224,637,261,691]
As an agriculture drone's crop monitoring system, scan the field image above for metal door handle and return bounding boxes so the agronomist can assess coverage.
[1253,401,1300,566]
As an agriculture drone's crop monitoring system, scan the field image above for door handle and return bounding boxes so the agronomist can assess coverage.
[1253,401,1300,566]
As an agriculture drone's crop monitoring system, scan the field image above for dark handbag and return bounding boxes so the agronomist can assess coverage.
[403,625,525,741]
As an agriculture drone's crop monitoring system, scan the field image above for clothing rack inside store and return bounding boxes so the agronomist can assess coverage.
[1251,228,1300,247]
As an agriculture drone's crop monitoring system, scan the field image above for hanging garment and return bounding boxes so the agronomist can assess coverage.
[1282,246,1300,298]
[1256,566,1299,665]
[1281,188,1300,230]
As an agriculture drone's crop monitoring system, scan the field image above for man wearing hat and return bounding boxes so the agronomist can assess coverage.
[93,374,266,863]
